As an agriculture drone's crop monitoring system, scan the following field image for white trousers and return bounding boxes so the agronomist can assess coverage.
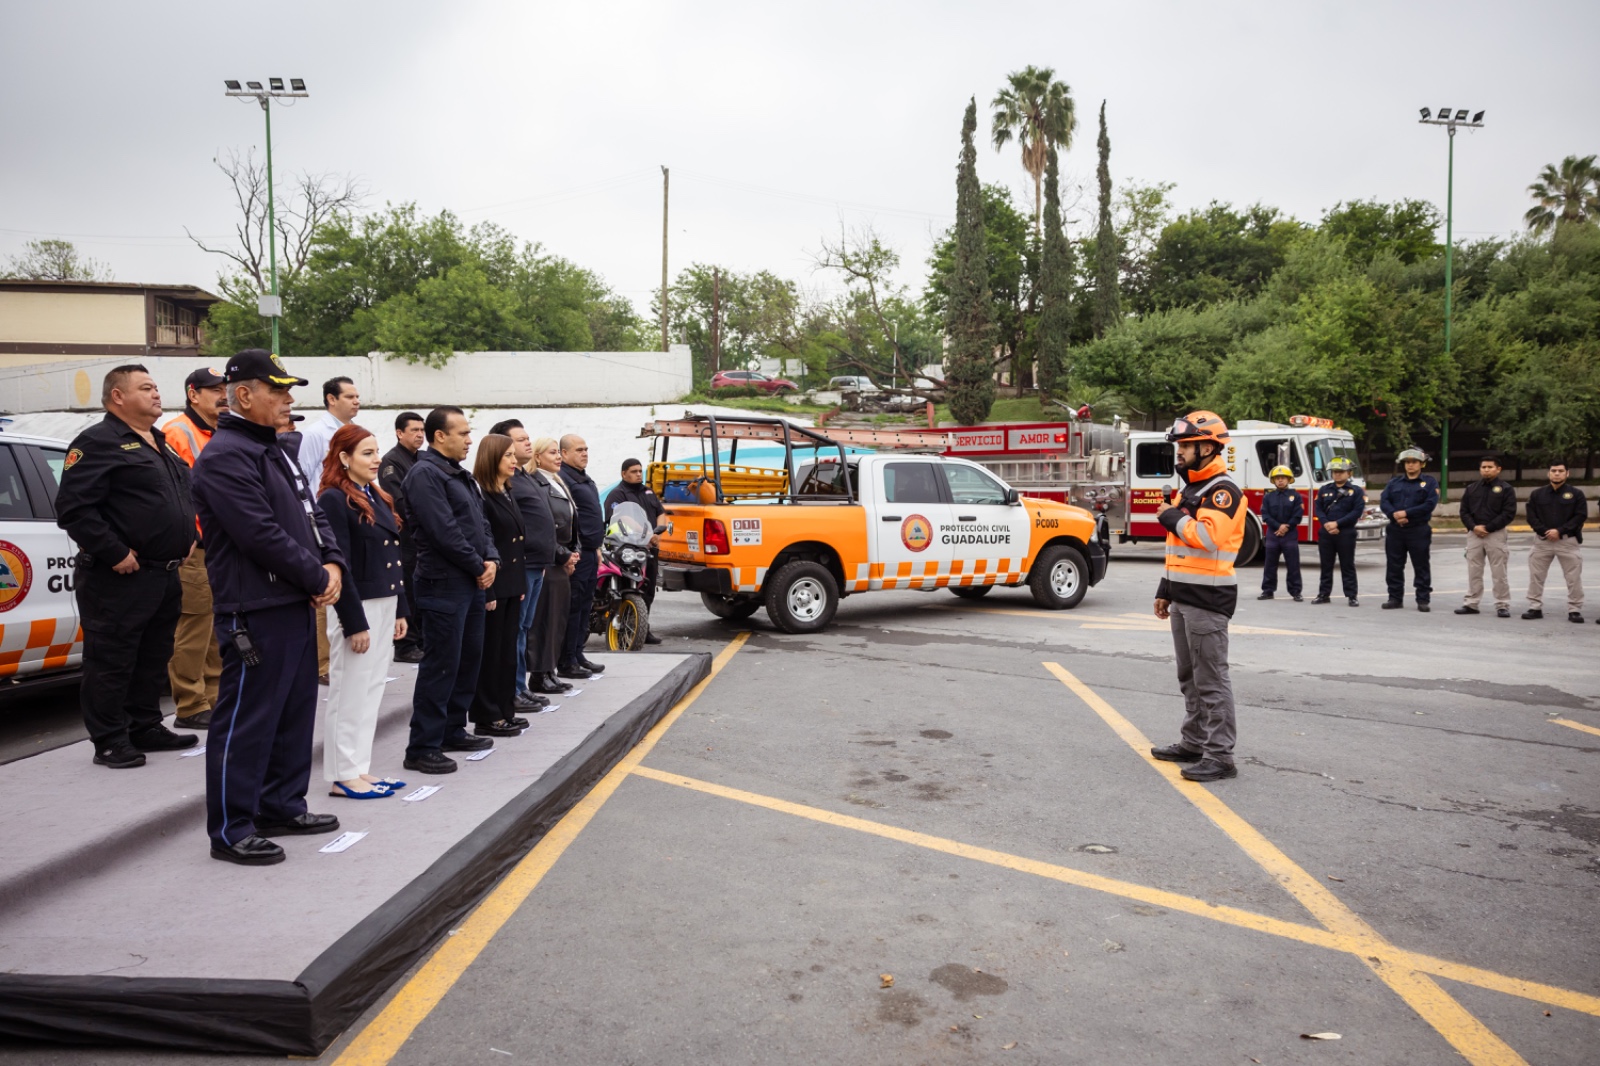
[323,595,397,782]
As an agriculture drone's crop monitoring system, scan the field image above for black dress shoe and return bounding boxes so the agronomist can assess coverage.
[1497,608,1511,618]
[577,656,606,674]
[211,835,286,866]
[1348,598,1360,607]
[1256,592,1274,600]
[1570,612,1586,624]
[443,734,494,752]
[1521,609,1542,620]
[531,674,568,693]
[1416,602,1431,613]
[644,631,663,645]
[505,715,530,729]
[1381,600,1403,610]
[394,646,426,664]
[404,751,458,774]
[130,724,200,751]
[93,742,146,769]
[1149,743,1202,763]
[254,812,341,837]
[474,720,523,737]
[1454,606,1479,615]
[1291,595,1303,602]
[545,673,573,692]
[514,691,548,710]
[174,710,213,729]
[557,662,593,680]
[1311,596,1331,605]
[1181,760,1238,782]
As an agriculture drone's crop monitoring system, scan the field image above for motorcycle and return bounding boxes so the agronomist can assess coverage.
[589,501,659,651]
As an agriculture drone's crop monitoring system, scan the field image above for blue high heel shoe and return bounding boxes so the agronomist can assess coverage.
[330,780,394,799]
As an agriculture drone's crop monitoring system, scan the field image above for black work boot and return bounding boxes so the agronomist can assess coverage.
[1149,743,1202,763]
[1181,760,1238,782]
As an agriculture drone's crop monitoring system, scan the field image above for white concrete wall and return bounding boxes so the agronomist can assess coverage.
[0,346,693,413]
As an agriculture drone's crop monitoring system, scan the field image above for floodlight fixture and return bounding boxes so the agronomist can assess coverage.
[225,79,241,91]
[269,77,284,91]
[1454,109,1469,121]
[290,78,306,92]
[1419,107,1431,119]
[1437,105,1450,117]
[246,80,263,91]
[1472,110,1484,123]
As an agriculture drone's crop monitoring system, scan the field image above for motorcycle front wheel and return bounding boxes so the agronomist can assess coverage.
[607,592,649,651]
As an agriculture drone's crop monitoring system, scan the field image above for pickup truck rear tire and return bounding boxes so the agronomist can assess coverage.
[1029,544,1088,610]
[701,593,761,621]
[949,585,993,600]
[764,560,839,633]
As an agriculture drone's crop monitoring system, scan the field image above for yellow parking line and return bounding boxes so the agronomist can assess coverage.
[1044,663,1528,1066]
[331,635,750,1066]
[628,765,1600,1018]
[1551,717,1600,739]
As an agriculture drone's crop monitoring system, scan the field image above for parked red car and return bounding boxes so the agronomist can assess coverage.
[709,370,798,393]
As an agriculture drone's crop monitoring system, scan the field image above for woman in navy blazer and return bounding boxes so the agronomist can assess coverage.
[318,424,410,799]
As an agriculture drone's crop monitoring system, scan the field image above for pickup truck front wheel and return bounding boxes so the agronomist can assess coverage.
[701,593,761,621]
[764,560,839,633]
[1029,544,1088,610]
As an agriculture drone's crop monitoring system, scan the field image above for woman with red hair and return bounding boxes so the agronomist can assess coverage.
[318,423,410,798]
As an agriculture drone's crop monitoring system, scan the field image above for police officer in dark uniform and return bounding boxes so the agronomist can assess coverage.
[381,411,426,663]
[56,365,199,767]
[603,457,665,644]
[1379,447,1440,612]
[1311,457,1365,606]
[192,350,347,866]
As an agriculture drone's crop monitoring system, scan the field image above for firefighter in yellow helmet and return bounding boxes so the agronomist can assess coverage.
[1257,464,1304,601]
[1151,411,1246,782]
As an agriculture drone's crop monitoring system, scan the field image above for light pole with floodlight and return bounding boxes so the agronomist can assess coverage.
[224,78,309,359]
[1416,105,1484,502]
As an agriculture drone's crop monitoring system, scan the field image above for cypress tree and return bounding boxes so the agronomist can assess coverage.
[1093,99,1122,337]
[1036,147,1074,403]
[946,98,996,425]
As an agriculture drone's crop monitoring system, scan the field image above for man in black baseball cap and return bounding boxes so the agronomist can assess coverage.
[191,349,346,865]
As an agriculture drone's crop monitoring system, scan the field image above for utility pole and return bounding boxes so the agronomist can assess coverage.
[660,165,670,353]
[711,267,722,376]
[224,78,309,358]
[1417,106,1484,502]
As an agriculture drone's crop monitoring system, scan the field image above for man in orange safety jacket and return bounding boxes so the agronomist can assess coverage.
[164,367,228,728]
[1150,410,1245,783]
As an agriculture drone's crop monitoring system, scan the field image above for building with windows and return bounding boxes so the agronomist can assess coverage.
[0,280,221,368]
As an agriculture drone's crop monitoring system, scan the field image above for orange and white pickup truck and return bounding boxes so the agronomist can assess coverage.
[643,416,1108,633]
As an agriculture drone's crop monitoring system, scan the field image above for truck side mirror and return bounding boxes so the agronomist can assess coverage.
[1006,488,1022,505]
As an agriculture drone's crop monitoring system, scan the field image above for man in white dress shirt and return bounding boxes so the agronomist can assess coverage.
[297,375,360,681]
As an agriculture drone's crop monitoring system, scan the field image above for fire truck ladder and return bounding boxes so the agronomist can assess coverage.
[639,415,955,505]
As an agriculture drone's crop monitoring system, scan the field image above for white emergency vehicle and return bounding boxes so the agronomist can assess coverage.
[0,430,82,693]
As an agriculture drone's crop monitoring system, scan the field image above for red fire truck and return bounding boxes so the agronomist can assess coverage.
[925,415,1385,565]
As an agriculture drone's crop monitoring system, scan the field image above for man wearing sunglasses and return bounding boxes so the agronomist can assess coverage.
[1149,411,1246,783]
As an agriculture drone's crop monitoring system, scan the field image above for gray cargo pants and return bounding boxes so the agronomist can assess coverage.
[1170,601,1236,764]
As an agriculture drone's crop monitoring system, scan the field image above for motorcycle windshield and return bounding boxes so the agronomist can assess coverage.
[606,502,654,546]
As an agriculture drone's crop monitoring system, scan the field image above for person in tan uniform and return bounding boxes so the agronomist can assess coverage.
[164,367,228,728]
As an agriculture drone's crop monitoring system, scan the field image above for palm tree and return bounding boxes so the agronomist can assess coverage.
[990,66,1077,239]
[1524,154,1600,236]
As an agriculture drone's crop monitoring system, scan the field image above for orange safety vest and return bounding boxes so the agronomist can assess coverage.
[1157,453,1245,617]
[165,411,214,469]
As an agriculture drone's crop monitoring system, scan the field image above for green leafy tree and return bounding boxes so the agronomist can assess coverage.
[1036,148,1074,402]
[946,99,997,424]
[1524,154,1600,236]
[1321,198,1442,264]
[925,183,1032,384]
[3,238,110,281]
[1144,202,1308,312]
[663,265,813,384]
[1092,100,1121,337]
[990,66,1077,238]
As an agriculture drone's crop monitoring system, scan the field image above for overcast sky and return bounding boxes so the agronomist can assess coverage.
[3,0,1597,315]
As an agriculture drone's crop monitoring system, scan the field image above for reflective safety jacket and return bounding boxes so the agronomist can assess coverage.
[1156,454,1245,618]
[163,407,215,468]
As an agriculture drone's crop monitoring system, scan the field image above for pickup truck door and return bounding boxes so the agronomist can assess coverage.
[0,441,79,681]
[869,460,953,589]
[939,460,1034,585]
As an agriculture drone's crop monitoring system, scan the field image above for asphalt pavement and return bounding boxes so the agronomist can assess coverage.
[3,534,1596,1065]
